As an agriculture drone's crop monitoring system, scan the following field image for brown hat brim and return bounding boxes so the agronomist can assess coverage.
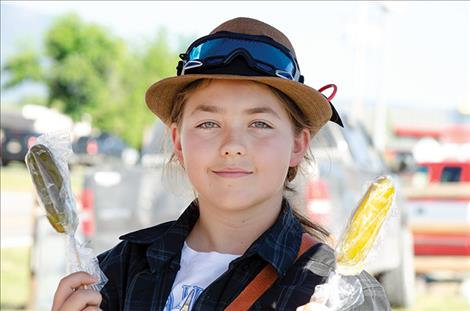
[145,74,333,136]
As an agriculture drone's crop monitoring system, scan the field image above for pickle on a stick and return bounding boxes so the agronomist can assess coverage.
[26,144,78,233]
[335,176,395,275]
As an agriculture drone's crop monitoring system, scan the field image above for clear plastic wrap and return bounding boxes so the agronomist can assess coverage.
[312,176,396,310]
[26,132,108,291]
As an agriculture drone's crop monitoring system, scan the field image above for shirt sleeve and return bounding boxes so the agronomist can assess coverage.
[350,271,392,311]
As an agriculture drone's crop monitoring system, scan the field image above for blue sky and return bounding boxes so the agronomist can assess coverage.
[2,1,470,113]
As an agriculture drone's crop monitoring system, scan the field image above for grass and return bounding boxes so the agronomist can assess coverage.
[1,162,85,193]
[0,247,30,309]
[397,296,470,311]
[394,294,470,311]
[0,163,33,192]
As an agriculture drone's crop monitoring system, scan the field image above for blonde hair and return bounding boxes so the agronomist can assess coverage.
[165,78,330,242]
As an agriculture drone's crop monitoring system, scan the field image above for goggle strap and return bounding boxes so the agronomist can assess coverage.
[318,84,343,127]
[318,84,337,101]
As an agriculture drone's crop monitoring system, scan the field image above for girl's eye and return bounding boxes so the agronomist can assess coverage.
[197,121,219,129]
[251,121,272,129]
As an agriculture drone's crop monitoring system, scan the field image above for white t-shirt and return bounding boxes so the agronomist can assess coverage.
[164,242,240,311]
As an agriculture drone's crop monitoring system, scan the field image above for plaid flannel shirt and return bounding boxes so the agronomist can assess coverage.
[97,198,391,310]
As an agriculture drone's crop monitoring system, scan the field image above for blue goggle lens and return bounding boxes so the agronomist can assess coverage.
[187,38,297,79]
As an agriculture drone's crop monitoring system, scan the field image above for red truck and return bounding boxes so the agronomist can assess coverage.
[405,161,470,274]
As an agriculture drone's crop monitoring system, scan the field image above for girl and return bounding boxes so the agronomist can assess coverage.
[51,17,391,311]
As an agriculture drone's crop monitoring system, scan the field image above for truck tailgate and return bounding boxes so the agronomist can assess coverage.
[405,183,470,256]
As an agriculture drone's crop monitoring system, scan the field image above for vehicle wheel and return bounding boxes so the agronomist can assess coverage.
[381,229,416,308]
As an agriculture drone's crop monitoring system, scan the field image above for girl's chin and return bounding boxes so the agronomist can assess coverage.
[197,192,277,212]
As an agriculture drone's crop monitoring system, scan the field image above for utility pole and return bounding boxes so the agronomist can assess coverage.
[373,3,391,153]
[351,3,368,124]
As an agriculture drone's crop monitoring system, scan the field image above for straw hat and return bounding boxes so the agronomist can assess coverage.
[145,17,341,135]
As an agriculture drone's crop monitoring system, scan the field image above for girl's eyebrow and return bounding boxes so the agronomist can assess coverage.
[190,104,281,119]
[190,104,221,115]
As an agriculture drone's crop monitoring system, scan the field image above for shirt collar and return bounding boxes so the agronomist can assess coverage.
[119,197,303,275]
[119,200,199,273]
[243,198,303,276]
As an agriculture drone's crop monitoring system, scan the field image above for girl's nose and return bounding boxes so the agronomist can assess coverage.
[220,130,246,157]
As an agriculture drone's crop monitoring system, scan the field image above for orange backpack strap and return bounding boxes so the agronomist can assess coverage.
[225,233,317,311]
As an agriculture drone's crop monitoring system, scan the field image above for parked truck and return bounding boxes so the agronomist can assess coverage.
[405,160,470,276]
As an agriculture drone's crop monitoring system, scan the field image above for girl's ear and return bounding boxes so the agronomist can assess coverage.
[171,123,184,165]
[289,128,310,167]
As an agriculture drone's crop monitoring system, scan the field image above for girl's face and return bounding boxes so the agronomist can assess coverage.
[171,80,310,211]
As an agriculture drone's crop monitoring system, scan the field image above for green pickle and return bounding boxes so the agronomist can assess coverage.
[26,144,77,233]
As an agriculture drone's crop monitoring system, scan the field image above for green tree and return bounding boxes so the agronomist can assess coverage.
[107,28,180,147]
[2,14,181,148]
[3,14,123,120]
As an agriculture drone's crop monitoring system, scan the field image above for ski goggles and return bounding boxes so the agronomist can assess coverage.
[176,31,304,83]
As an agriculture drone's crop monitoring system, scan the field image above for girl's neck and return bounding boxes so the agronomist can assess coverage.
[186,194,284,255]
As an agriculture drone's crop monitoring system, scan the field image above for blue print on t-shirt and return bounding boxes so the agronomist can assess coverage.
[164,285,204,311]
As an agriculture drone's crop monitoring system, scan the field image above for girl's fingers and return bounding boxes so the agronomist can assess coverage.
[57,289,102,311]
[52,272,98,311]
[82,307,103,311]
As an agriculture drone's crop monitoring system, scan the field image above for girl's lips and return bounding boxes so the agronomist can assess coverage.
[212,170,253,178]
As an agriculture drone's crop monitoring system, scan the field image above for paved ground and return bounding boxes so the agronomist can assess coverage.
[1,191,34,248]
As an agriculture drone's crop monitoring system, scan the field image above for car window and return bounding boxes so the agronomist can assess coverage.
[342,123,383,170]
[412,165,430,186]
[441,166,462,182]
[142,121,173,155]
[73,136,90,153]
[311,125,337,149]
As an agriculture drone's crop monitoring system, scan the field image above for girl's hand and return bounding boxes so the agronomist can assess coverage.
[52,271,102,311]
[296,302,332,311]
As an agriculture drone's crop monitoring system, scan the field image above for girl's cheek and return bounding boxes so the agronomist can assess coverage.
[254,132,292,149]
[184,130,219,143]
[182,131,219,154]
